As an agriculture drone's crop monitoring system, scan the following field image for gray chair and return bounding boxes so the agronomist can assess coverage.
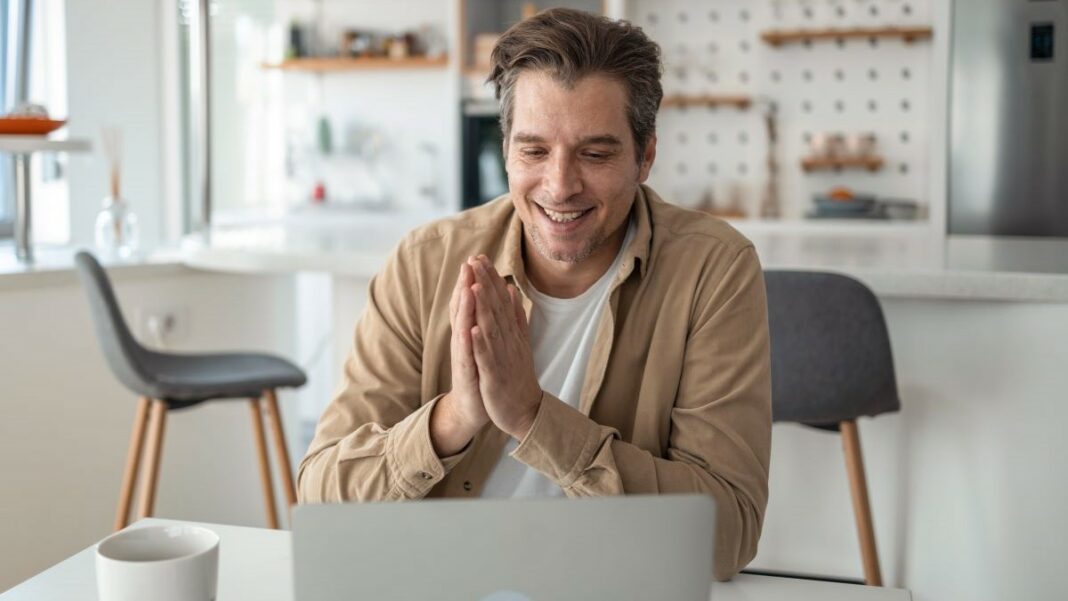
[764,270,901,587]
[74,251,307,531]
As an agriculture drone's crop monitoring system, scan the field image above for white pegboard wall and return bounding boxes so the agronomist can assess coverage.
[628,0,935,220]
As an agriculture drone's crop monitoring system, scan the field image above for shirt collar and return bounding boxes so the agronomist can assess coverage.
[493,184,654,287]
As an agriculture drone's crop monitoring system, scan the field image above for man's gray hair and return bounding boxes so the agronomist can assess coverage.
[487,7,664,161]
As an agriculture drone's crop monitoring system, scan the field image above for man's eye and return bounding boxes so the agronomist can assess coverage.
[521,148,547,158]
[584,152,611,160]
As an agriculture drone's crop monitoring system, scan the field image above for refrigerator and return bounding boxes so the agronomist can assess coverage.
[949,0,1068,237]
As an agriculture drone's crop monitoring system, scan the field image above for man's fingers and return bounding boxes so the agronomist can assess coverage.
[471,258,514,336]
[450,262,472,323]
[508,284,529,337]
[472,283,502,340]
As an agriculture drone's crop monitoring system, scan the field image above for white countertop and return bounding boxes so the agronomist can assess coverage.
[177,210,1068,303]
[6,209,1068,302]
[0,242,187,290]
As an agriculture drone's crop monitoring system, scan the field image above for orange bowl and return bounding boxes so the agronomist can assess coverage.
[0,118,67,135]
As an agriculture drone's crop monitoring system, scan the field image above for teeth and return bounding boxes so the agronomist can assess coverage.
[543,207,586,223]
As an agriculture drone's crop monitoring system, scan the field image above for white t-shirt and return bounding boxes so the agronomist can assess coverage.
[481,220,636,498]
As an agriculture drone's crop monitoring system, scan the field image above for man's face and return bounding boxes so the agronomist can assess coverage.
[505,71,655,265]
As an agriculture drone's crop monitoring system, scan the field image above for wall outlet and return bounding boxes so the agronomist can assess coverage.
[134,305,190,349]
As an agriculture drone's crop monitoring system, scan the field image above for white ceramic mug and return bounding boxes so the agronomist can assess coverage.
[96,525,219,601]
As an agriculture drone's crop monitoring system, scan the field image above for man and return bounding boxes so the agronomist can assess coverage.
[298,8,771,581]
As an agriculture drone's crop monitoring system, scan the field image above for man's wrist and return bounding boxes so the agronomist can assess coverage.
[505,390,543,441]
[429,393,482,457]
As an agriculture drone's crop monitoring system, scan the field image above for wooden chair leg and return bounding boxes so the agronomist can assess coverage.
[114,397,152,531]
[263,389,298,510]
[840,419,883,586]
[249,398,280,529]
[137,400,168,520]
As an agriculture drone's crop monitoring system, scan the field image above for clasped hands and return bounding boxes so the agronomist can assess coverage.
[431,255,543,457]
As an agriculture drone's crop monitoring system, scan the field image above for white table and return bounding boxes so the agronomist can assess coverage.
[1,518,910,601]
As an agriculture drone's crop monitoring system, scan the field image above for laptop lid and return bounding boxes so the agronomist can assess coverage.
[292,494,716,601]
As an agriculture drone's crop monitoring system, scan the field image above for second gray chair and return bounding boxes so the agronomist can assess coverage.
[75,251,307,531]
[764,270,901,587]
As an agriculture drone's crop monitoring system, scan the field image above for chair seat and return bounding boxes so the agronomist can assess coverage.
[138,350,307,406]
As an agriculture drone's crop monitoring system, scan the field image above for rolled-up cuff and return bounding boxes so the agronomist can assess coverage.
[387,395,469,498]
[510,392,607,488]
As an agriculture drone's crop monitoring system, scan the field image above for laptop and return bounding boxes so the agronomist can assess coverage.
[292,494,716,601]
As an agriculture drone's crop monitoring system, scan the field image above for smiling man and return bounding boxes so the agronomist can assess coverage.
[298,8,772,581]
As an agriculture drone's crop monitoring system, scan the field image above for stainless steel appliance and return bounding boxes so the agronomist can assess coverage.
[949,0,1068,237]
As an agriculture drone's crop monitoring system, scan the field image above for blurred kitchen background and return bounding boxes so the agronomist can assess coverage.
[3,1,1068,601]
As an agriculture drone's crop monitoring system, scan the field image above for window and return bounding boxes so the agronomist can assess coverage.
[0,0,68,242]
[1,0,13,238]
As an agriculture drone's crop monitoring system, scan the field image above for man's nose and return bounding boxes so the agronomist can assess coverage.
[543,154,582,203]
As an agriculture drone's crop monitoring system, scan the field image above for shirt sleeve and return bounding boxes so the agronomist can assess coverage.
[297,239,467,503]
[510,245,772,582]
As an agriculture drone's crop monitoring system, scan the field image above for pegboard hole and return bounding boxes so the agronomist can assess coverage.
[678,11,688,23]
[676,163,688,175]
[903,4,913,16]
[647,13,658,25]
[707,162,718,174]
[868,68,879,81]
[770,70,781,83]
[902,67,912,80]
[708,10,719,22]
[739,40,751,52]
[802,132,812,144]
[835,100,846,113]
[868,100,878,112]
[802,69,813,82]
[900,131,910,143]
[738,163,749,175]
[836,6,847,18]
[802,100,813,113]
[901,99,911,112]
[739,71,750,83]
[835,69,845,81]
[706,70,718,83]
[738,131,749,144]
[836,38,847,48]
[803,7,814,19]
[707,132,718,144]
[739,9,750,22]
[708,41,719,54]
[677,132,688,145]
[899,162,910,174]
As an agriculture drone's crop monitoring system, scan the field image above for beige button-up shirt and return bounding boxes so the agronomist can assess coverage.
[298,185,772,581]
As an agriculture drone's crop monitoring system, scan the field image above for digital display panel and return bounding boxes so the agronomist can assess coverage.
[1031,23,1054,61]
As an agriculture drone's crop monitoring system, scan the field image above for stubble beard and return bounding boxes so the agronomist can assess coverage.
[527,219,607,265]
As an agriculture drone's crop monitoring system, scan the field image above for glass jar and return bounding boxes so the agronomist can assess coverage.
[94,196,140,259]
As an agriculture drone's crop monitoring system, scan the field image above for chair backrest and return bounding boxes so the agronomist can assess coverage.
[74,251,153,394]
[764,270,900,426]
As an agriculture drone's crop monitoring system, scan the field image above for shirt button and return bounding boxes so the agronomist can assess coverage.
[418,471,433,480]
[463,480,473,492]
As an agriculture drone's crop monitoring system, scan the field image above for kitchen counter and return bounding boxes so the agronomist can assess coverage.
[176,211,1068,303]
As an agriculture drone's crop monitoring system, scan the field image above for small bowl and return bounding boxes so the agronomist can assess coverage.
[0,117,67,135]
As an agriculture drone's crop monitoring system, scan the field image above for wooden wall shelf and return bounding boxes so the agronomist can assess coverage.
[801,156,884,172]
[263,56,449,72]
[661,94,752,110]
[761,26,933,47]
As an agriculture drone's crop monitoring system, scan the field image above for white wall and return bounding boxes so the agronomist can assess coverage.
[64,0,166,250]
[0,269,301,591]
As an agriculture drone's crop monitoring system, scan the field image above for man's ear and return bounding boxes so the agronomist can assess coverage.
[637,134,657,183]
